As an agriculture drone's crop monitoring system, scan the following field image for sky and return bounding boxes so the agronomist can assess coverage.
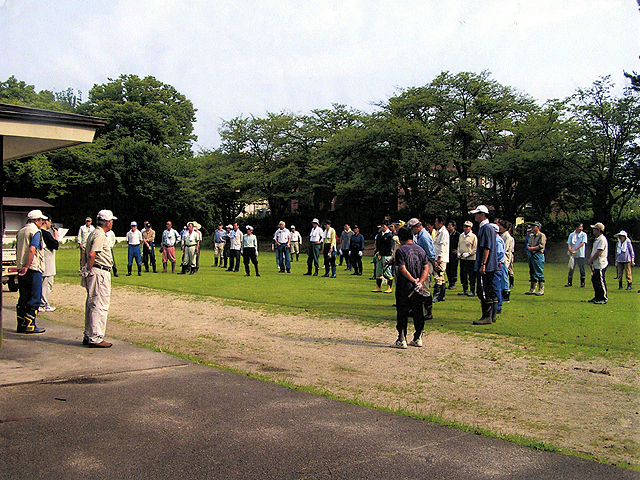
[2,0,639,150]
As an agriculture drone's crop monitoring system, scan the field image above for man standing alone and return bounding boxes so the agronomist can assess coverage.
[83,210,117,347]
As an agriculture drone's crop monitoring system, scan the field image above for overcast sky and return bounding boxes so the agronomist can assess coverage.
[2,0,639,150]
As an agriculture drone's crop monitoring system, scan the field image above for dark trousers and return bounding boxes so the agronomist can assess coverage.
[243,248,259,275]
[476,270,497,304]
[460,260,476,292]
[591,267,607,301]
[228,250,241,271]
[143,243,156,271]
[446,256,458,287]
[323,244,335,274]
[395,291,425,341]
[18,270,42,314]
[351,251,363,275]
[306,243,321,272]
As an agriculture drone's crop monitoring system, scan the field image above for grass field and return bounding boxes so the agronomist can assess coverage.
[55,246,639,360]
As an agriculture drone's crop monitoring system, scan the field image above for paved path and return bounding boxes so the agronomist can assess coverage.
[1,311,637,479]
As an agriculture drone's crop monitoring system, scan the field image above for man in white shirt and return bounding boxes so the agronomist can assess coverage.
[587,222,609,305]
[290,225,303,262]
[126,221,144,276]
[273,221,292,273]
[304,218,324,276]
[77,217,95,268]
[566,222,588,288]
[433,215,450,302]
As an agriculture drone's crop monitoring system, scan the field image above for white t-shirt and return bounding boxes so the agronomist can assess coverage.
[591,234,608,270]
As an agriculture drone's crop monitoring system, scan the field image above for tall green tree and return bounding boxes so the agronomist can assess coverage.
[562,77,640,229]
[383,71,536,217]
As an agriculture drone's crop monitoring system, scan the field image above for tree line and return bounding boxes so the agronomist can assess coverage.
[2,71,639,239]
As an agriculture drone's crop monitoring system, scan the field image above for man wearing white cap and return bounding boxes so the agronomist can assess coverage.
[304,218,323,276]
[126,221,143,276]
[457,220,477,297]
[587,222,609,304]
[614,230,635,291]
[15,209,47,333]
[83,210,117,347]
[290,225,302,262]
[469,205,498,325]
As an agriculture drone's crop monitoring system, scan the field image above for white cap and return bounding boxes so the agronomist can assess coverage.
[97,210,117,221]
[246,225,253,231]
[614,230,628,238]
[490,223,500,232]
[27,209,47,220]
[312,218,319,224]
[469,205,489,214]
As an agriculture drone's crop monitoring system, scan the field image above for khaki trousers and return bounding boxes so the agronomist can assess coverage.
[84,268,111,344]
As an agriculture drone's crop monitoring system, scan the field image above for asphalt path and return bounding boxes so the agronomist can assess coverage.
[1,309,637,480]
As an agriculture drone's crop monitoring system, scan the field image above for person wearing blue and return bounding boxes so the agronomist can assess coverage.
[566,222,588,288]
[525,221,547,296]
[16,209,47,334]
[213,222,228,267]
[273,221,292,273]
[349,225,365,276]
[407,218,436,320]
[491,223,505,314]
[470,205,498,325]
[161,221,182,273]
[126,221,143,276]
[227,223,243,272]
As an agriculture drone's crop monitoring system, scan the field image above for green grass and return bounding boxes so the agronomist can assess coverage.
[56,246,639,359]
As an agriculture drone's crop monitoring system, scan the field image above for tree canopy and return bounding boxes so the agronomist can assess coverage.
[3,72,639,238]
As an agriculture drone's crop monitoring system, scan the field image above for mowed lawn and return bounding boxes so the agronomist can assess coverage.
[55,246,639,359]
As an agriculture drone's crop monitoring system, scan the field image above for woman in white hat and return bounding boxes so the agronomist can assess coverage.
[614,230,635,290]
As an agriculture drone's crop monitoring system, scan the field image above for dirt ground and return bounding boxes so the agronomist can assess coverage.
[25,282,640,468]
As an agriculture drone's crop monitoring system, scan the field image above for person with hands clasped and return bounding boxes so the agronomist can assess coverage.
[391,226,430,349]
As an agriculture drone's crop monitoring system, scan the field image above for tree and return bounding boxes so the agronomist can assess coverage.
[562,77,640,229]
[383,71,536,217]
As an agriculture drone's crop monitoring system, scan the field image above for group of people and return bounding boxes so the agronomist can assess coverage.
[15,206,635,351]
[563,221,635,304]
